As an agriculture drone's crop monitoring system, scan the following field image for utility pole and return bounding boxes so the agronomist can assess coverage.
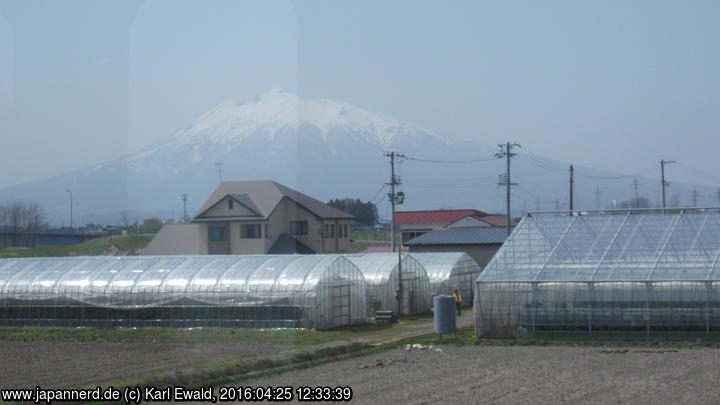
[182,194,188,223]
[65,189,73,229]
[660,159,675,209]
[633,179,639,200]
[384,151,406,316]
[569,165,574,211]
[496,142,520,236]
[692,187,698,207]
[216,162,223,184]
[595,187,600,210]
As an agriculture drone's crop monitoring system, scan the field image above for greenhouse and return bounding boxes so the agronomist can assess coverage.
[0,254,367,330]
[344,253,431,316]
[475,208,720,340]
[410,252,481,307]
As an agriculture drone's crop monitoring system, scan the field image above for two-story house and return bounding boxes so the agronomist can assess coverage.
[141,180,353,255]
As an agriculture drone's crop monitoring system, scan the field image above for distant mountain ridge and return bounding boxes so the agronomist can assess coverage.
[0,89,713,225]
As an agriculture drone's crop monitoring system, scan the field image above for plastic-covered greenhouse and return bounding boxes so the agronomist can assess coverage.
[410,252,481,307]
[0,254,366,330]
[475,208,720,340]
[344,253,431,316]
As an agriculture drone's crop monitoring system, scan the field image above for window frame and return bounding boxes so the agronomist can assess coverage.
[289,220,308,236]
[208,226,226,241]
[240,223,262,239]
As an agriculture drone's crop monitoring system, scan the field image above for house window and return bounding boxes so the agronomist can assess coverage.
[402,231,426,244]
[208,226,226,241]
[324,224,330,238]
[342,223,348,238]
[289,220,308,235]
[330,224,335,238]
[240,224,262,239]
[228,199,234,209]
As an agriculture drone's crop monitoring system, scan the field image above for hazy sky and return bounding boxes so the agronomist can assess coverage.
[1,0,719,190]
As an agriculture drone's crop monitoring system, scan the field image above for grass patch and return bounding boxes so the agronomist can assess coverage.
[0,236,152,258]
[0,326,358,346]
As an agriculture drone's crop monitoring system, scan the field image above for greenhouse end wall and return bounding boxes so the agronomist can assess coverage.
[411,252,481,307]
[344,254,432,316]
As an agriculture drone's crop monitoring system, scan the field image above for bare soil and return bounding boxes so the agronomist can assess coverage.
[0,340,294,388]
[239,345,720,404]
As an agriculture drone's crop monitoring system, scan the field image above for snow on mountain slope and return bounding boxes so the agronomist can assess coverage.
[0,89,710,225]
[132,88,429,159]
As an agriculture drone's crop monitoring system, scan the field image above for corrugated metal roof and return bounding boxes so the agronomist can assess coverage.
[267,234,316,254]
[404,228,507,245]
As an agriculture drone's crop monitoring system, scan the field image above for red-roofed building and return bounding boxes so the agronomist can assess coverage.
[396,209,514,244]
[396,209,484,244]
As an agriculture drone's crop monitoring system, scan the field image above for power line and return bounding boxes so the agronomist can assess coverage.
[369,184,387,204]
[404,154,497,164]
[675,162,720,184]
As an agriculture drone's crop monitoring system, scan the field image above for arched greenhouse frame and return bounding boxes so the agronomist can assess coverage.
[411,252,481,306]
[0,254,367,330]
[344,253,431,316]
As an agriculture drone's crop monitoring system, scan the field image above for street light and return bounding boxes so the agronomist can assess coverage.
[65,189,73,229]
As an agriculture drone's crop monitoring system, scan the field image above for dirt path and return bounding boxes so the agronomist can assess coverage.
[235,345,720,405]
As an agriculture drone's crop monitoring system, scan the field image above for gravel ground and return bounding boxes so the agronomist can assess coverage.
[0,340,294,388]
[235,344,720,405]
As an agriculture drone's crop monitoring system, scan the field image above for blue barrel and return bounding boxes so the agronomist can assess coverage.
[433,295,457,334]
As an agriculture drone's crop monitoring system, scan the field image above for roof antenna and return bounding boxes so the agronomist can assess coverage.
[216,162,223,184]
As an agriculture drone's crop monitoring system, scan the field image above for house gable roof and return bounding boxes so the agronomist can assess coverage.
[476,215,517,227]
[395,209,487,225]
[445,214,517,228]
[193,180,353,222]
[446,216,492,228]
[195,194,263,219]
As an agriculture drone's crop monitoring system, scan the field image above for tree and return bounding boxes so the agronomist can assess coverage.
[141,218,164,234]
[618,197,652,209]
[0,201,46,247]
[327,198,378,226]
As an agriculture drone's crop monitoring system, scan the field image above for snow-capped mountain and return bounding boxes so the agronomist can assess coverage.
[0,89,712,225]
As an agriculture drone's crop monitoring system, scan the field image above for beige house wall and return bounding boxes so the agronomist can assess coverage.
[266,198,323,252]
[319,219,352,253]
[196,198,352,254]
